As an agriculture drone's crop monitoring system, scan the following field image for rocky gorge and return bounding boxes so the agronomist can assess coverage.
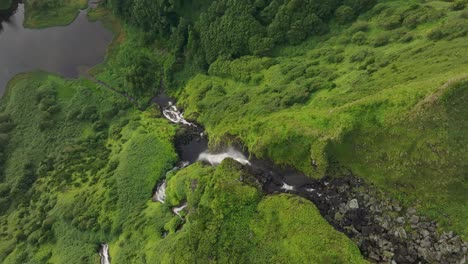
[154,96,468,264]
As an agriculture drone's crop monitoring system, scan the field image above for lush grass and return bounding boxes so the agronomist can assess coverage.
[24,0,88,28]
[177,1,468,237]
[152,160,366,263]
[0,73,178,263]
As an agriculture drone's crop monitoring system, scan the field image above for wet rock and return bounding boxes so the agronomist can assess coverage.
[348,198,359,209]
[394,227,407,239]
[369,251,380,261]
[396,216,405,224]
[334,212,343,221]
[409,215,419,225]
[421,229,430,238]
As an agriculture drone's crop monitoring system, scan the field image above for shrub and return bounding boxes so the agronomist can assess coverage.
[351,31,367,45]
[399,33,414,43]
[350,49,371,62]
[460,10,468,19]
[373,33,391,47]
[451,0,466,11]
[335,5,355,25]
[349,21,369,33]
[378,9,402,30]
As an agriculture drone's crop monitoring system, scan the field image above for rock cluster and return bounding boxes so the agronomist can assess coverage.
[300,176,467,264]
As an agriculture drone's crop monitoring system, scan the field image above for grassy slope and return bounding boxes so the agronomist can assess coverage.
[0,73,365,263]
[24,0,87,28]
[154,160,366,264]
[177,1,468,237]
[0,73,178,263]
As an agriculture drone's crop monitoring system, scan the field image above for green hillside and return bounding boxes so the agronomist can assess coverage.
[0,0,467,263]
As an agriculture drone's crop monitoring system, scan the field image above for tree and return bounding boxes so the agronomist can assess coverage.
[335,5,355,24]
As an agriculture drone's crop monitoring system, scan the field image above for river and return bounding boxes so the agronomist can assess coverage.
[0,0,112,95]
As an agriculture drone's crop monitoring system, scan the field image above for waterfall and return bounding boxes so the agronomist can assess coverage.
[153,180,167,203]
[198,148,250,166]
[162,102,196,127]
[172,203,188,219]
[99,244,110,264]
[281,182,295,191]
[152,162,190,203]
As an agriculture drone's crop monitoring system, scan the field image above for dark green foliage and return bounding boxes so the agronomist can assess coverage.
[373,32,391,47]
[377,8,402,30]
[335,5,355,24]
[428,20,468,40]
[460,10,468,18]
[123,53,162,97]
[349,21,369,33]
[351,31,367,45]
[451,0,466,11]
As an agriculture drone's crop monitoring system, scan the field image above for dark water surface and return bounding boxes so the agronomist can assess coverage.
[0,1,112,95]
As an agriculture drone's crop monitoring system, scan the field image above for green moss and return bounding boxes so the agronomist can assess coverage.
[23,0,88,28]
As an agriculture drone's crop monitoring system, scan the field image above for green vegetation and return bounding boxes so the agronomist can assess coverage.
[24,0,87,28]
[0,73,177,263]
[118,159,365,263]
[0,73,364,263]
[0,0,11,10]
[175,1,468,237]
[1,0,467,262]
[99,0,467,238]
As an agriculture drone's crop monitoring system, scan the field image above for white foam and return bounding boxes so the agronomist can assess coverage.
[99,244,110,264]
[162,103,196,127]
[306,188,315,192]
[172,203,188,219]
[153,180,167,203]
[153,162,190,203]
[197,148,250,166]
[281,182,295,191]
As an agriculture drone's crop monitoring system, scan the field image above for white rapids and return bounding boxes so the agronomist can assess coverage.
[281,182,295,191]
[99,244,110,264]
[162,102,196,127]
[197,148,250,166]
[153,180,167,203]
[172,203,188,219]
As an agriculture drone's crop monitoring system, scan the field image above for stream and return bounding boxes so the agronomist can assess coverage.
[150,95,468,264]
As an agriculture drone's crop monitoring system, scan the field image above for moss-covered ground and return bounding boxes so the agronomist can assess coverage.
[23,0,87,28]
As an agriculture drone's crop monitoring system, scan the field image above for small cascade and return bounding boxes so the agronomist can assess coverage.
[198,148,250,166]
[172,203,188,219]
[152,162,190,203]
[162,102,196,127]
[99,244,110,264]
[153,180,167,203]
[281,182,295,191]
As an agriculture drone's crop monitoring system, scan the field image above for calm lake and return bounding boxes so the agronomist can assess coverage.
[0,1,112,95]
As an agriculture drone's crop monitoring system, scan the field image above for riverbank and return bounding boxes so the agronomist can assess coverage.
[23,0,87,28]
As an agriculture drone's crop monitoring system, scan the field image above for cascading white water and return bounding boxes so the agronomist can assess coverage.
[281,182,295,191]
[162,102,196,127]
[99,244,110,264]
[197,148,250,166]
[172,203,188,219]
[153,180,167,203]
[153,162,190,203]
